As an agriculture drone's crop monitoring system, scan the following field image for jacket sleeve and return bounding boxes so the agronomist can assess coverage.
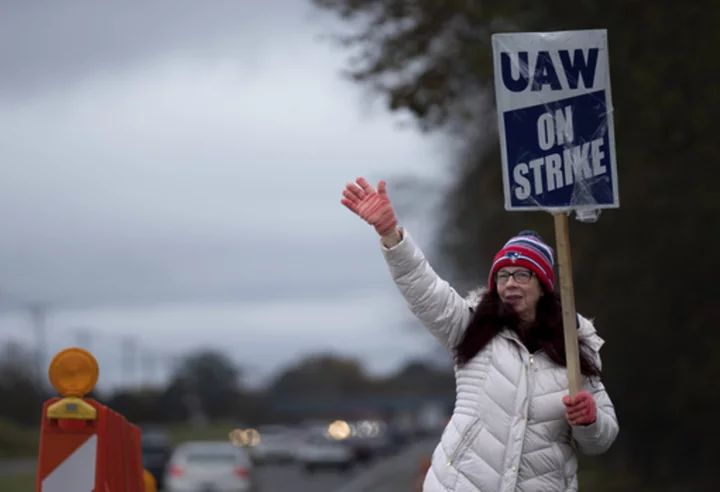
[380,227,472,351]
[571,351,619,455]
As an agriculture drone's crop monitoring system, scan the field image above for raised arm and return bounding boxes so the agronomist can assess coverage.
[380,227,471,350]
[340,177,471,350]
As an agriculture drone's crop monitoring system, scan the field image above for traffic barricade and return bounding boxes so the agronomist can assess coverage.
[35,347,154,492]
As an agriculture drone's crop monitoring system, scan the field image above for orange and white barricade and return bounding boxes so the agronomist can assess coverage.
[35,347,156,492]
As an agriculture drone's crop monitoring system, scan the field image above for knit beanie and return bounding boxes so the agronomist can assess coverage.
[488,230,555,292]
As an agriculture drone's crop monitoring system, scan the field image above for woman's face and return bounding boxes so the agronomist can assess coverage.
[496,266,543,322]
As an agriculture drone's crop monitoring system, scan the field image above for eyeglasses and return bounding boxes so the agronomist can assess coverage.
[495,270,534,285]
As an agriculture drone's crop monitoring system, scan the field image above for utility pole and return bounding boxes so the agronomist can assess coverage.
[140,349,156,389]
[29,303,48,386]
[121,336,137,390]
[74,328,93,351]
[166,353,182,382]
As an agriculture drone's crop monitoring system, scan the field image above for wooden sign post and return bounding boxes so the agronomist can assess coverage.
[491,29,620,395]
[553,212,581,394]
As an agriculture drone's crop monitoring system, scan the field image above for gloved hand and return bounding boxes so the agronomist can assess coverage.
[562,391,597,426]
[341,177,398,237]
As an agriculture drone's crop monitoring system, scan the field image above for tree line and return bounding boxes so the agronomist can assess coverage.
[0,340,453,432]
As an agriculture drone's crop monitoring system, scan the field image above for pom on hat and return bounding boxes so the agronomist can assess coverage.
[488,231,555,292]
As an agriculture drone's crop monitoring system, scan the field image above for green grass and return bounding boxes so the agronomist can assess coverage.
[162,420,239,445]
[0,473,35,492]
[0,419,39,459]
[578,467,645,491]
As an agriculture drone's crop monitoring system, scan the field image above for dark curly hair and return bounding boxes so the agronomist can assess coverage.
[453,288,601,379]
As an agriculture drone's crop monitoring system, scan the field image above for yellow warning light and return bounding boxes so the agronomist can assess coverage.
[46,347,99,420]
[48,347,99,397]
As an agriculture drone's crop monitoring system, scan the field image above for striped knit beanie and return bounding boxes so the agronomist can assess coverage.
[488,230,555,292]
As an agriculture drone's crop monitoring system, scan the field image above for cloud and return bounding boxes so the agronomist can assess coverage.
[0,0,329,98]
[0,1,450,378]
[0,19,441,304]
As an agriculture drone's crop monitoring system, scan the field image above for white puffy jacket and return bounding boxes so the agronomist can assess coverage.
[381,229,619,492]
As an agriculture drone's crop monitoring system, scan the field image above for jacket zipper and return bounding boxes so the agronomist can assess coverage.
[446,417,483,466]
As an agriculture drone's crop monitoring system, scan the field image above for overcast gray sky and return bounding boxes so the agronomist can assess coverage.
[0,0,452,389]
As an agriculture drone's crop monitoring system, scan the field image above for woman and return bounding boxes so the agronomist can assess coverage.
[341,177,619,492]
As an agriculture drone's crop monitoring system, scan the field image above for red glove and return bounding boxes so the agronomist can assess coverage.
[562,391,597,426]
[341,177,398,237]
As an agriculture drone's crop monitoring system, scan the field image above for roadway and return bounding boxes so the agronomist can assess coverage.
[0,438,439,491]
[0,459,378,492]
[232,437,437,492]
[331,438,436,492]
[255,463,359,492]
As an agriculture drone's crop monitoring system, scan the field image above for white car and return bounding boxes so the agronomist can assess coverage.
[293,434,354,474]
[165,441,259,492]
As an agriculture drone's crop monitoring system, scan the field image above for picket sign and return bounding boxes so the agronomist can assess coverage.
[491,29,619,395]
[36,347,156,492]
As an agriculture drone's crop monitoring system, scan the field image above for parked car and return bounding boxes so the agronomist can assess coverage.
[165,441,259,492]
[294,433,354,474]
[141,430,173,490]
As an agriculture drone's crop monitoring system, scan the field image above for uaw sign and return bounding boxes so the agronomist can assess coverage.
[491,29,619,212]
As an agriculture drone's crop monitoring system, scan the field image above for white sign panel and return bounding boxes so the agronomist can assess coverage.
[491,29,619,212]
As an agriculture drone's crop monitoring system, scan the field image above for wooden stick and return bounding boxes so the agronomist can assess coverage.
[553,212,581,396]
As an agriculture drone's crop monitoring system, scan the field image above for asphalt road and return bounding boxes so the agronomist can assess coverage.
[0,438,438,492]
[255,462,358,492]
[0,457,383,492]
[333,438,437,492]
[255,437,437,492]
